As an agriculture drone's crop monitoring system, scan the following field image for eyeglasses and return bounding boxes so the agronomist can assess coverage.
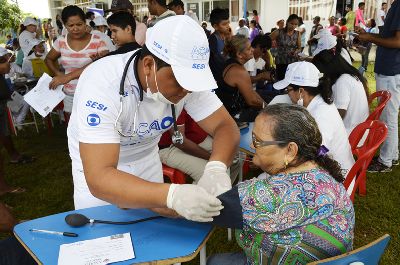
[252,133,286,149]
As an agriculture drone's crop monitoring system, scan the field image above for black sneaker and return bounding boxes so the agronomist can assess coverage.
[393,160,399,166]
[367,159,392,173]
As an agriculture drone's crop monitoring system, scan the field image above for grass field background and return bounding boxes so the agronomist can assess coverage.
[0,61,398,264]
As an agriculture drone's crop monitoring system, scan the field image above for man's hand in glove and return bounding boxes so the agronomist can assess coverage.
[197,161,232,196]
[167,184,223,222]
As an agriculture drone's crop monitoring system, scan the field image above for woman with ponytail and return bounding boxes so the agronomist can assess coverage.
[273,61,355,176]
[208,103,354,265]
[313,49,369,135]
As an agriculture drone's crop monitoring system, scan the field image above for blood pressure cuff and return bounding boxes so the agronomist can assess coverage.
[212,185,243,229]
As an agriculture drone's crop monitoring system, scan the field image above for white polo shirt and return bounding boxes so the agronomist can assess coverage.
[67,50,222,208]
[332,74,369,135]
[307,95,355,175]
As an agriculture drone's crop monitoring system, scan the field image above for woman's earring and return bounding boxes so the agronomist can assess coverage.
[284,155,289,169]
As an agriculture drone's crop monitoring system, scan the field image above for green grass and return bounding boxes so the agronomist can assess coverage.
[0,64,399,264]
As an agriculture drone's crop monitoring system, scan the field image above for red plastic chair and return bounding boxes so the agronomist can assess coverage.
[162,164,186,184]
[348,120,388,159]
[345,120,388,201]
[366,90,391,121]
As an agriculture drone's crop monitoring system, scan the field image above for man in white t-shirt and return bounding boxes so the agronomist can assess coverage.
[67,16,239,222]
[235,18,250,39]
[377,2,387,33]
[92,16,116,52]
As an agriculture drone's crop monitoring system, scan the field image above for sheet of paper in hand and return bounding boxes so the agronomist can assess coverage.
[23,73,65,117]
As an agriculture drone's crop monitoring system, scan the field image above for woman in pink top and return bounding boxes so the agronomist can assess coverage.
[45,5,109,121]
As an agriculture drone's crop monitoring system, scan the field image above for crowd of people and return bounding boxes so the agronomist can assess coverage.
[0,0,399,264]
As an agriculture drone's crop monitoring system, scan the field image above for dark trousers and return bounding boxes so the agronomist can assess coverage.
[0,236,36,265]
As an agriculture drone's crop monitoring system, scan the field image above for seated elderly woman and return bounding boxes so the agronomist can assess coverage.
[215,35,268,122]
[209,103,355,265]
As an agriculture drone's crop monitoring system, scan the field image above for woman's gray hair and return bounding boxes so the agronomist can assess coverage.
[223,35,249,58]
[259,103,344,182]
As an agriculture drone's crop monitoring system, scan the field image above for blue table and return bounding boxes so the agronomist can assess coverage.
[239,122,254,155]
[14,205,213,265]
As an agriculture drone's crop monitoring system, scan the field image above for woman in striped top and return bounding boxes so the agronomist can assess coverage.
[45,5,109,121]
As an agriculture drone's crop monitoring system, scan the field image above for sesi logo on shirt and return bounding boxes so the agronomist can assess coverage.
[87,113,101,126]
[86,100,108,111]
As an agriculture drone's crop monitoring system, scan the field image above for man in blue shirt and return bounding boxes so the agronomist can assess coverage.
[208,8,230,85]
[358,0,400,172]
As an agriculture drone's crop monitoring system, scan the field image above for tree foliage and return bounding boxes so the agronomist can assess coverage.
[0,0,23,31]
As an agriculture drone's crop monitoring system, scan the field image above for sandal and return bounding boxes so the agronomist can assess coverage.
[10,155,36,164]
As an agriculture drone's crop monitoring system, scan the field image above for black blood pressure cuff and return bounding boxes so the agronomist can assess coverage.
[212,185,243,229]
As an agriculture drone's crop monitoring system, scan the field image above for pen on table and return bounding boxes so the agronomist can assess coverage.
[29,229,78,237]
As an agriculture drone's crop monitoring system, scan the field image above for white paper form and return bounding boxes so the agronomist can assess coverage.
[23,73,65,117]
[58,233,135,265]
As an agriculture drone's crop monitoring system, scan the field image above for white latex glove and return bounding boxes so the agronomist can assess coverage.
[166,184,223,222]
[197,161,232,196]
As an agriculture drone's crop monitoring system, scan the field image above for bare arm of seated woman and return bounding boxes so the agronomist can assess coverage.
[224,64,265,109]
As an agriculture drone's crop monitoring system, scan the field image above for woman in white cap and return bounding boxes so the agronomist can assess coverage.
[45,5,109,122]
[312,28,353,65]
[22,39,47,78]
[92,16,116,52]
[273,61,355,178]
[312,49,369,136]
[19,17,38,57]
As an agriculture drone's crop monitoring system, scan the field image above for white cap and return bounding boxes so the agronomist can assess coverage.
[273,62,321,90]
[0,47,11,57]
[23,17,39,27]
[312,33,337,56]
[93,16,108,27]
[27,39,45,53]
[145,15,217,92]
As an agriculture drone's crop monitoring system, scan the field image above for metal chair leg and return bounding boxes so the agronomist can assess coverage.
[200,244,207,265]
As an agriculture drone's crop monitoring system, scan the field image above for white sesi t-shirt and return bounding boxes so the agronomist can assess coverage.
[306,95,355,177]
[332,74,369,135]
[67,50,222,207]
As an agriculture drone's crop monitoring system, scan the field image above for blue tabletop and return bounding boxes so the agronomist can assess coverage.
[239,122,254,155]
[14,205,212,264]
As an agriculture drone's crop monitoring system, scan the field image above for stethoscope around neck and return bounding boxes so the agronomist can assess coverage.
[114,49,184,144]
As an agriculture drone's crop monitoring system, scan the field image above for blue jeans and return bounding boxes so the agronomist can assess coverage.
[207,252,247,265]
[376,74,400,167]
